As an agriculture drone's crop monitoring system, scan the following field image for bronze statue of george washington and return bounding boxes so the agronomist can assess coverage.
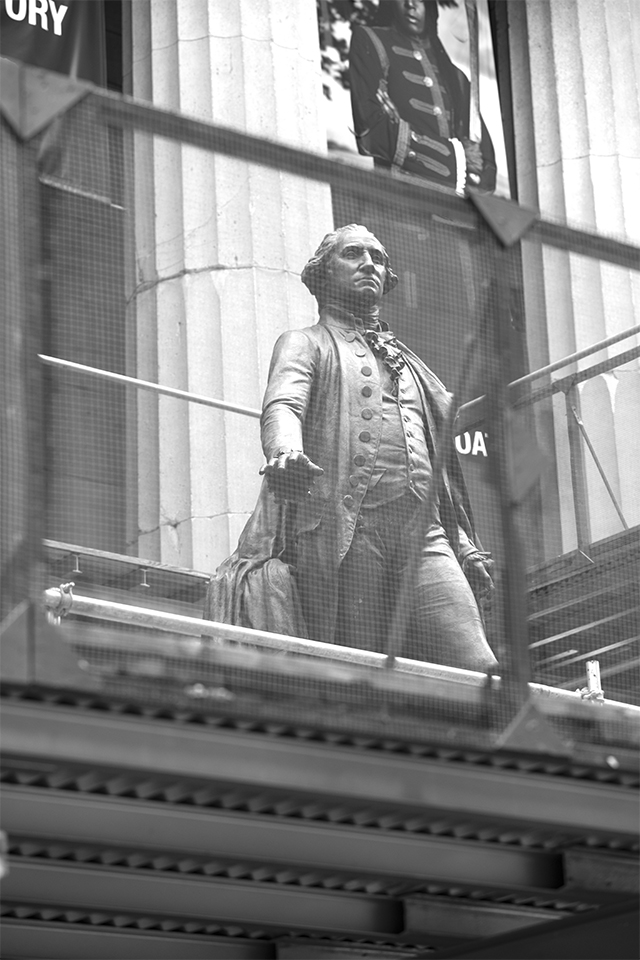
[204,224,497,672]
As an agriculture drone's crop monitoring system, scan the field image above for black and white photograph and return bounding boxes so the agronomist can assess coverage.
[1,1,639,957]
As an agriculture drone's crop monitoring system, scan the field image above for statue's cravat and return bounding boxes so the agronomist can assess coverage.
[363,328,406,385]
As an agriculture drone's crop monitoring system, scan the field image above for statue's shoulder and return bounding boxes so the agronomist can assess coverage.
[271,323,327,359]
[274,324,316,343]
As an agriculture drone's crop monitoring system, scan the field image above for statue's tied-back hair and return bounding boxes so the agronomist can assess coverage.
[301,224,398,302]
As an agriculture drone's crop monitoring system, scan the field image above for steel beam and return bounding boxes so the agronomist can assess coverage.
[2,700,637,836]
[421,898,639,959]
[3,859,401,936]
[404,895,566,939]
[1,787,561,890]
[563,848,639,895]
[277,940,416,959]
[0,919,272,960]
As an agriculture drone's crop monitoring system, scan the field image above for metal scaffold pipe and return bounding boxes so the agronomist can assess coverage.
[43,586,640,720]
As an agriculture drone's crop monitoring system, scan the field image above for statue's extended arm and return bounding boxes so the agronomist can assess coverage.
[260,330,324,502]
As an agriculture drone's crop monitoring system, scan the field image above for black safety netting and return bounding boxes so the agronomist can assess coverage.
[2,90,639,753]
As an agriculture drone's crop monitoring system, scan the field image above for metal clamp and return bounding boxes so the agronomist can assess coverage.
[45,581,75,625]
[577,660,605,704]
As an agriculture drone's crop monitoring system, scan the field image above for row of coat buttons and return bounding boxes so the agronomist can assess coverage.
[343,358,376,506]
[355,364,372,473]
[360,366,374,417]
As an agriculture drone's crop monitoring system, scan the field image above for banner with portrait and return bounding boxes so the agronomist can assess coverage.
[317,0,521,553]
[318,0,510,197]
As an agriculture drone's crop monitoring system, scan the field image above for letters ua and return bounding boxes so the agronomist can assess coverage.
[455,431,488,457]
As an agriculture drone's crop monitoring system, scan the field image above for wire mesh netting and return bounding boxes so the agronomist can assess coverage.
[2,88,639,751]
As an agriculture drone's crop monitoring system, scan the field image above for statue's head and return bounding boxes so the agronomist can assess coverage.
[301,224,398,309]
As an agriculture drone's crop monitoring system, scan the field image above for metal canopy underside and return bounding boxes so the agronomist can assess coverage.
[2,698,637,835]
[1,688,638,958]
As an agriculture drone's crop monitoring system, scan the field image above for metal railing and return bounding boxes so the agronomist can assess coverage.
[41,318,640,556]
[43,584,640,721]
[40,317,640,427]
[457,322,640,424]
[457,333,640,551]
[38,355,262,419]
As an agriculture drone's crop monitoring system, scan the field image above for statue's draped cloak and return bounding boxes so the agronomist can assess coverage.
[204,317,479,644]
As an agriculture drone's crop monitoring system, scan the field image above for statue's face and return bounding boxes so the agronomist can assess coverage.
[324,228,387,310]
[392,0,427,37]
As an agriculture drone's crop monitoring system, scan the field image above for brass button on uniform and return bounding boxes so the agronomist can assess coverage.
[433,106,442,116]
[361,408,373,420]
[354,454,366,466]
[349,475,359,487]
[359,431,371,442]
[343,495,354,508]
[361,366,372,376]
[423,76,433,87]
[413,49,422,60]
[407,150,416,160]
[361,386,372,397]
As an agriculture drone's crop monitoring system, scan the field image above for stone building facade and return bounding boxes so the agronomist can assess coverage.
[118,0,638,573]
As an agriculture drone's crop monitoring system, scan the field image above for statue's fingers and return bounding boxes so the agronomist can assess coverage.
[296,454,323,476]
[259,457,279,476]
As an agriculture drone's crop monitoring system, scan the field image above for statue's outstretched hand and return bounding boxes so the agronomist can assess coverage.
[260,450,324,503]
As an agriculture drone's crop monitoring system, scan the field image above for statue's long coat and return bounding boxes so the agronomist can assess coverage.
[205,308,480,643]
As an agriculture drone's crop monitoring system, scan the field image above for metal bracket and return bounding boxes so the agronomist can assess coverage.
[577,659,605,705]
[45,581,75,626]
[494,699,570,755]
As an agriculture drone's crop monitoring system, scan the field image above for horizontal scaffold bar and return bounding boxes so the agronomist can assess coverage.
[43,587,640,722]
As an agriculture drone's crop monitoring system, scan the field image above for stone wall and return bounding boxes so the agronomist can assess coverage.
[125,0,333,570]
[510,0,640,557]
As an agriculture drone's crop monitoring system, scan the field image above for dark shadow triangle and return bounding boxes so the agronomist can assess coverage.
[0,58,90,141]
[469,192,539,247]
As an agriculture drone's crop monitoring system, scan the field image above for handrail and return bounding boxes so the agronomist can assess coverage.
[43,587,640,719]
[509,322,640,390]
[457,331,640,426]
[41,324,640,427]
[515,343,640,408]
[38,355,261,419]
[457,342,640,428]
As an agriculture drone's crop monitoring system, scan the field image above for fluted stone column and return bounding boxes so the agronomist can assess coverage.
[125,0,332,569]
[510,0,640,556]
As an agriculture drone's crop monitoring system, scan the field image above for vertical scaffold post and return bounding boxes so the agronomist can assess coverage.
[564,382,592,554]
